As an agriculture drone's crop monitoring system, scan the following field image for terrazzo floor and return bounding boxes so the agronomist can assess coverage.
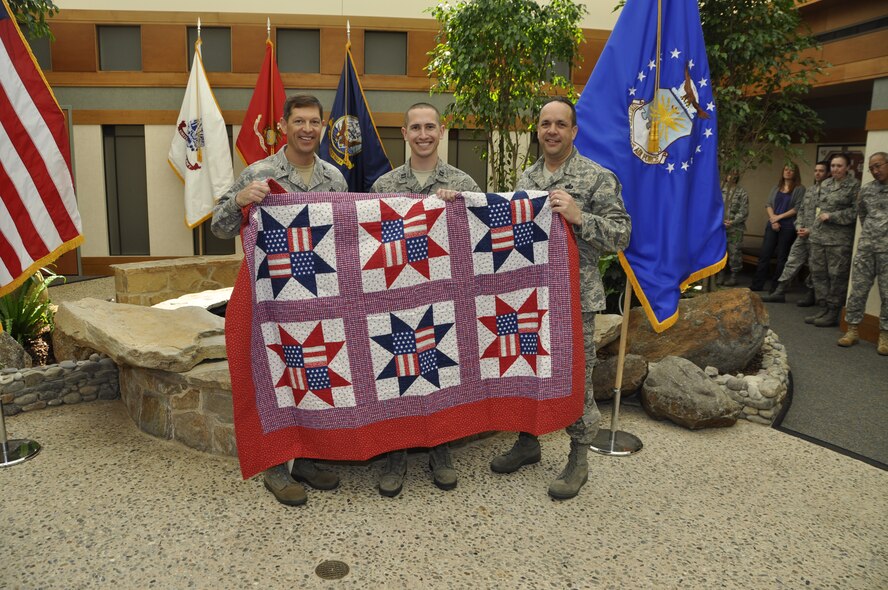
[2,400,885,589]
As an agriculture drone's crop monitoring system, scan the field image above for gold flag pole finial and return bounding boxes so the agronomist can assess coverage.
[266,17,270,42]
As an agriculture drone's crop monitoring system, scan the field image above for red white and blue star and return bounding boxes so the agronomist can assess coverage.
[477,288,550,378]
[466,191,550,275]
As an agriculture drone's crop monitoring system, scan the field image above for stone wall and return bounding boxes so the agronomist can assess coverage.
[1,354,119,416]
[118,361,236,456]
[112,255,241,306]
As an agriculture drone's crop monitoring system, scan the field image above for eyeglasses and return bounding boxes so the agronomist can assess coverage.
[869,162,886,172]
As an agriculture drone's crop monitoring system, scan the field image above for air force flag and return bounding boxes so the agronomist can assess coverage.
[575,0,726,332]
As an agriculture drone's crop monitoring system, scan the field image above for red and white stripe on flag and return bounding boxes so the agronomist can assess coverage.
[384,240,406,267]
[403,212,427,238]
[303,345,328,367]
[287,226,313,252]
[414,326,436,352]
[0,2,83,297]
[286,367,307,390]
[267,253,291,279]
[517,311,539,333]
[395,353,419,376]
[498,334,519,357]
[491,226,514,251]
[511,199,533,225]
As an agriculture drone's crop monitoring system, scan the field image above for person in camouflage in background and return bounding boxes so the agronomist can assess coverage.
[487,97,631,500]
[805,153,861,328]
[212,94,347,507]
[837,152,888,355]
[370,103,480,498]
[763,161,830,305]
[719,171,748,287]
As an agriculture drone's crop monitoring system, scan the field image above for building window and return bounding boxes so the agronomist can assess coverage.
[276,29,320,73]
[550,60,571,81]
[102,125,149,255]
[377,127,406,169]
[187,27,231,73]
[448,129,487,191]
[364,31,407,75]
[27,35,52,71]
[193,126,236,255]
[98,26,142,71]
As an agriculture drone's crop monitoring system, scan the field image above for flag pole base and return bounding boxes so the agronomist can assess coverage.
[1,439,41,468]
[589,429,642,456]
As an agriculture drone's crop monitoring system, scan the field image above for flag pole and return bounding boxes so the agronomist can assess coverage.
[195,18,205,255]
[267,18,275,157]
[589,273,643,456]
[0,401,41,467]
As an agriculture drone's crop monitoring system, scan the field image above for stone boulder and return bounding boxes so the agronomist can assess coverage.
[53,298,226,372]
[592,354,647,400]
[641,356,742,429]
[593,314,623,349]
[0,331,31,369]
[603,288,768,374]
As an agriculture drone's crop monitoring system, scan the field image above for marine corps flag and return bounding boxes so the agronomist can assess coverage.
[168,37,234,228]
[575,0,725,332]
[319,42,391,192]
[0,0,83,297]
[235,36,286,165]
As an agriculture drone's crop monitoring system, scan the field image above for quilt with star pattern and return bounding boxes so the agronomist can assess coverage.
[226,189,584,479]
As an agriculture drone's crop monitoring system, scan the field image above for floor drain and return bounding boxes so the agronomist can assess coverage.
[315,560,350,580]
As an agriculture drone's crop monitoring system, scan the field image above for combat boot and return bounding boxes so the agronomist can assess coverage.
[761,281,787,302]
[722,272,738,287]
[715,269,726,285]
[805,302,827,324]
[879,331,888,356]
[837,325,859,347]
[428,444,457,491]
[547,439,589,500]
[291,458,340,490]
[490,432,541,474]
[378,450,408,497]
[796,288,816,307]
[263,463,307,506]
[814,305,840,327]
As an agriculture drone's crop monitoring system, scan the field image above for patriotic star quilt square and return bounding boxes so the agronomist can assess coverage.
[465,191,551,275]
[261,318,356,410]
[357,196,451,292]
[252,202,339,302]
[367,300,461,401]
[476,287,551,379]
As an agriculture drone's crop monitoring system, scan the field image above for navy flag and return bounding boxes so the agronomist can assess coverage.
[575,0,726,332]
[320,43,392,192]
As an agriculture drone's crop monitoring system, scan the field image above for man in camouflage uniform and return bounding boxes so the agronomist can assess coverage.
[763,161,830,305]
[837,152,888,355]
[370,103,480,498]
[719,171,748,287]
[212,94,347,507]
[488,97,631,500]
[805,153,860,327]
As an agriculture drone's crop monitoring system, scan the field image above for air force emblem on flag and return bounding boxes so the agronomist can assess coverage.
[629,65,711,165]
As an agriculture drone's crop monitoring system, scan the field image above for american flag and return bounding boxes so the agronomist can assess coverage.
[0,0,82,297]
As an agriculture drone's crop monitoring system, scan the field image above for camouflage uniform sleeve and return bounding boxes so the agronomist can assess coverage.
[733,187,749,225]
[858,188,868,225]
[795,189,808,229]
[827,181,860,226]
[211,174,251,239]
[575,171,631,253]
[457,173,481,193]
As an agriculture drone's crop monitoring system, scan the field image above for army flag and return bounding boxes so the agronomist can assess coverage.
[0,0,83,297]
[319,42,391,192]
[235,37,286,165]
[168,37,234,228]
[575,0,725,332]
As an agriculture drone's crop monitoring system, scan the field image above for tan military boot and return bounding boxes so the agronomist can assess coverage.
[547,439,589,500]
[428,444,457,491]
[837,325,859,347]
[378,450,408,497]
[879,331,888,356]
[291,458,340,490]
[263,463,307,506]
[814,305,840,327]
[805,302,827,324]
[490,432,541,474]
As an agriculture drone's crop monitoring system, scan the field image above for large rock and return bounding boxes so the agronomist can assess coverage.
[53,298,226,372]
[603,289,768,374]
[592,354,647,400]
[0,331,31,369]
[593,314,623,349]
[641,356,742,429]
